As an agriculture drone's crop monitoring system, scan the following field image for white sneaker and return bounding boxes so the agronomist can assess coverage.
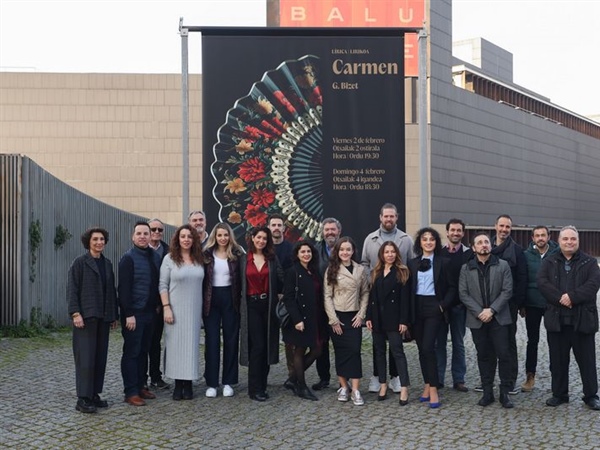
[337,387,349,402]
[368,376,380,393]
[351,389,364,406]
[389,376,401,393]
[205,387,217,398]
[222,385,234,397]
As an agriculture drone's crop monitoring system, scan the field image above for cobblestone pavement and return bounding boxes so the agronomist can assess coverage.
[2,298,600,450]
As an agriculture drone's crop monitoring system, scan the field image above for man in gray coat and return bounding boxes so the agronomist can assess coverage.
[459,232,514,408]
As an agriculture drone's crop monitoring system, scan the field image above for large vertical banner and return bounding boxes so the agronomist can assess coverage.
[202,28,404,245]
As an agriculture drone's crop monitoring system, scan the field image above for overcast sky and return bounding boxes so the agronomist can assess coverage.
[1,0,598,117]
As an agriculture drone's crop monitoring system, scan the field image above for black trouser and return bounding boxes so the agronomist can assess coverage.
[372,341,398,379]
[147,308,164,384]
[247,297,270,396]
[314,334,331,383]
[524,306,544,374]
[372,330,410,387]
[471,320,512,395]
[507,302,518,388]
[547,325,599,402]
[73,317,111,399]
[413,314,444,387]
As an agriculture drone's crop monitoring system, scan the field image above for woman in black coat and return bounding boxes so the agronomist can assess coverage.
[67,227,118,413]
[282,241,324,401]
[408,227,456,409]
[366,241,411,405]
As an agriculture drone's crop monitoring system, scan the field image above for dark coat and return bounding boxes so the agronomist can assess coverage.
[537,250,600,334]
[524,240,559,309]
[67,252,118,322]
[491,236,528,307]
[366,267,411,332]
[239,256,284,366]
[407,255,456,323]
[281,262,324,348]
[202,248,243,316]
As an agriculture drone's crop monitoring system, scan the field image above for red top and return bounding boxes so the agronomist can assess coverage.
[246,253,269,295]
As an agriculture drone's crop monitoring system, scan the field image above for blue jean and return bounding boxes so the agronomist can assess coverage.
[121,312,155,398]
[435,304,467,385]
[204,286,240,388]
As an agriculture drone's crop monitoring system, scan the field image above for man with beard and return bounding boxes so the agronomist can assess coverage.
[311,217,342,391]
[520,225,559,392]
[488,214,527,395]
[537,226,600,410]
[361,203,414,393]
[188,210,208,248]
[268,214,293,271]
[436,218,473,392]
[459,232,514,408]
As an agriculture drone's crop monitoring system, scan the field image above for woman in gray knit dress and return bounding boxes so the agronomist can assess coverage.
[159,224,204,400]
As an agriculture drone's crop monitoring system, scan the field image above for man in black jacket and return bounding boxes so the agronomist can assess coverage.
[537,225,600,410]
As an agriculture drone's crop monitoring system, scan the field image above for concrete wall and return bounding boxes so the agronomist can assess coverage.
[0,73,203,226]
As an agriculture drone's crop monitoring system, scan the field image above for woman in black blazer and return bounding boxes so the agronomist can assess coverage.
[366,241,411,405]
[408,227,456,409]
[282,241,324,401]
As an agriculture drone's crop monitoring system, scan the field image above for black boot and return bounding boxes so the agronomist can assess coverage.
[478,387,495,407]
[172,380,183,401]
[297,383,318,401]
[76,397,97,413]
[182,380,193,400]
[499,391,514,409]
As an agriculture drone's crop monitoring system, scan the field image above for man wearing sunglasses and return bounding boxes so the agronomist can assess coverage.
[146,218,171,391]
[537,225,600,410]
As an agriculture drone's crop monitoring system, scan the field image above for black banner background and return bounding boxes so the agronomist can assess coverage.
[202,28,405,248]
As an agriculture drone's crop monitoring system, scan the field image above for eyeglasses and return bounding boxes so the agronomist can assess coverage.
[564,260,571,273]
[150,227,164,233]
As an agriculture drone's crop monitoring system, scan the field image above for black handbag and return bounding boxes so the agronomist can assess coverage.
[276,271,298,329]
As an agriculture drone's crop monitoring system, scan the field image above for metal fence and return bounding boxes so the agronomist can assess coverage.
[1,154,174,327]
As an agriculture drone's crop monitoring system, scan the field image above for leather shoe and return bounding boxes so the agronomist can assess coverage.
[124,395,146,406]
[399,398,409,406]
[284,378,297,393]
[585,398,600,410]
[546,396,569,407]
[249,392,268,402]
[478,394,495,407]
[453,383,468,392]
[499,393,514,409]
[297,386,318,401]
[76,397,97,413]
[140,388,156,399]
[311,379,330,391]
[377,392,388,401]
[92,394,108,408]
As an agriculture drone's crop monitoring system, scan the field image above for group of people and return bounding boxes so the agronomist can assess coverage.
[67,204,600,413]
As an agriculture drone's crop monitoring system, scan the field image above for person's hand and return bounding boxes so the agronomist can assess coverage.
[295,321,304,332]
[399,324,407,334]
[519,307,526,318]
[559,293,572,309]
[163,308,174,324]
[111,320,119,330]
[72,315,84,329]
[478,308,493,323]
[332,322,343,335]
[366,320,373,331]
[125,316,136,331]
[351,314,363,328]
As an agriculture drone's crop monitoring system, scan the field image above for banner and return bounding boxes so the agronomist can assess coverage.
[202,28,405,246]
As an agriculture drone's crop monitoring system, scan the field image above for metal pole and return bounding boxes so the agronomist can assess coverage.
[418,28,429,228]
[180,18,190,224]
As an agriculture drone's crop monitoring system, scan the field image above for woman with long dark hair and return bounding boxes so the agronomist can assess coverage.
[282,241,324,401]
[323,236,370,406]
[366,241,411,405]
[159,224,205,400]
[202,223,243,398]
[67,227,118,413]
[408,227,456,409]
[239,226,283,402]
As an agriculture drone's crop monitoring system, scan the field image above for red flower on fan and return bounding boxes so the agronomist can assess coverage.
[238,157,265,182]
[273,90,297,116]
[244,204,268,227]
[250,189,276,208]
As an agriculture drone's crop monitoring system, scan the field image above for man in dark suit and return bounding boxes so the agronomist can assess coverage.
[537,225,600,410]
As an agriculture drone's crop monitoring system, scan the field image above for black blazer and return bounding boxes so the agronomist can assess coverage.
[408,255,456,322]
[366,267,410,332]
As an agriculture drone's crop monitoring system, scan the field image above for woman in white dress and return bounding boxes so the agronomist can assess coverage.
[159,224,205,400]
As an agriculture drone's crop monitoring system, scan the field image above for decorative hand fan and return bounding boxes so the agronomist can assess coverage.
[211,55,323,241]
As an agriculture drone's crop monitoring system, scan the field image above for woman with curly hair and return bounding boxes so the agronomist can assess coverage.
[323,236,370,406]
[366,241,411,405]
[239,226,283,402]
[408,227,456,409]
[202,223,243,398]
[159,224,205,400]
